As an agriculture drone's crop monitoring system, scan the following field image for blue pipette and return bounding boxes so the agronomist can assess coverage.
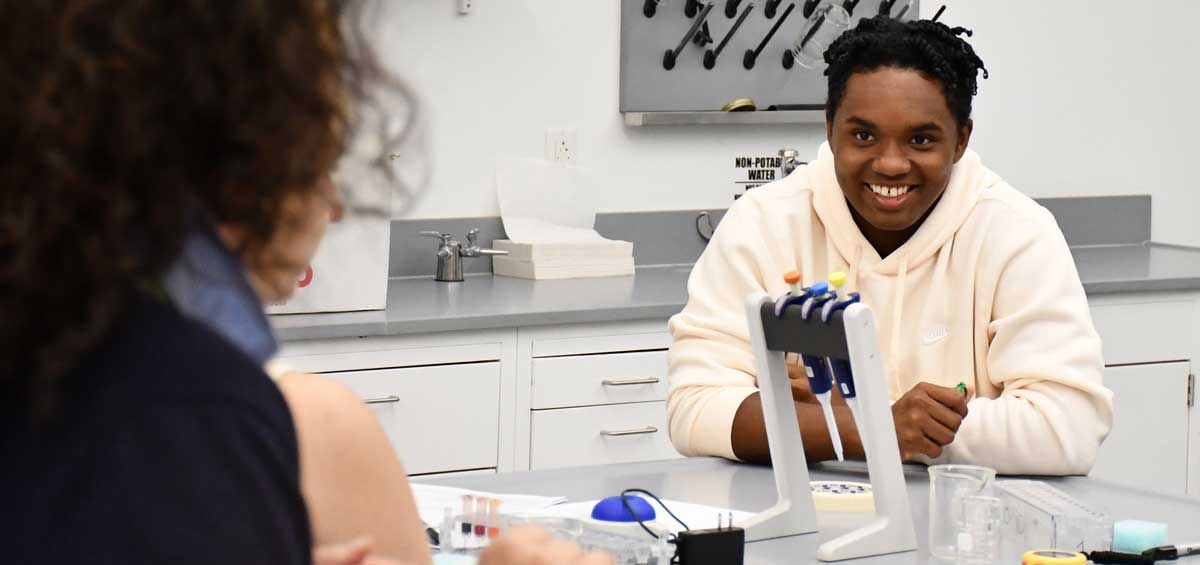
[822,272,864,446]
[798,281,844,461]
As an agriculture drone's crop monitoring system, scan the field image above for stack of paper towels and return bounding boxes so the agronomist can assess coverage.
[490,239,634,280]
[493,158,635,280]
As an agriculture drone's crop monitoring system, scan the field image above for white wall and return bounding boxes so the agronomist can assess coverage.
[376,0,1200,246]
[374,1,824,218]
[930,0,1200,245]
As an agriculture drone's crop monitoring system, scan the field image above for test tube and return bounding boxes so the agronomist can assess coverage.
[460,495,474,540]
[487,498,502,538]
[473,497,487,539]
[441,505,455,550]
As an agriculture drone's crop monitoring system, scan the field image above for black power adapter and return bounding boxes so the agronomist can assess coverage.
[673,524,745,565]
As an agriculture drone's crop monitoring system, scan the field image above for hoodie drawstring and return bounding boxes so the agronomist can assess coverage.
[846,244,862,294]
[888,255,909,397]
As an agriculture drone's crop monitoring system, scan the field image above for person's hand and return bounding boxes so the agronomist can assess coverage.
[313,537,405,565]
[891,382,968,461]
[786,363,817,404]
[786,362,846,406]
[480,525,613,565]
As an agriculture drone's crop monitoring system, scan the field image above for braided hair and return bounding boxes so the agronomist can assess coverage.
[824,14,988,126]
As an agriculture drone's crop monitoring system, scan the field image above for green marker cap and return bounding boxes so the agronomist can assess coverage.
[956,382,967,395]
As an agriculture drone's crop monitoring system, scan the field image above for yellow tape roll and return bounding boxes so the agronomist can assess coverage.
[1021,550,1086,565]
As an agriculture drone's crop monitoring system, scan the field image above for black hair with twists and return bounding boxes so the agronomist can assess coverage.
[824,14,988,126]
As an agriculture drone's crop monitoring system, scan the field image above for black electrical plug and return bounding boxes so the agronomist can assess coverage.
[673,522,745,565]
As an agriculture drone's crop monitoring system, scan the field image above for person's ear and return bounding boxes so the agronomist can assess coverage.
[953,119,973,163]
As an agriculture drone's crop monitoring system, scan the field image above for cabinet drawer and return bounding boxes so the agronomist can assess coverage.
[531,350,669,409]
[325,362,500,475]
[530,402,679,470]
[1089,301,1194,365]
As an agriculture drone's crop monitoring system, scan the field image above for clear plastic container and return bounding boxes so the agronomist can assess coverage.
[928,464,996,559]
[994,480,1113,563]
[790,2,853,69]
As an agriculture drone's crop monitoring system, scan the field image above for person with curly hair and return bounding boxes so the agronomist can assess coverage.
[0,2,610,564]
[667,14,1113,475]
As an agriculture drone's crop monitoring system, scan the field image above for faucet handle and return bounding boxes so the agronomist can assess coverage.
[466,228,480,247]
[419,230,453,245]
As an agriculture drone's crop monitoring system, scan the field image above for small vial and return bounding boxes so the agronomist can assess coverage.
[487,498,502,538]
[473,497,487,538]
[461,495,474,536]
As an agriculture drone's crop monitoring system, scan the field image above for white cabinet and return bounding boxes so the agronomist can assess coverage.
[276,329,518,475]
[517,320,681,471]
[276,320,680,475]
[1090,362,1190,494]
[1086,294,1198,496]
[274,290,1200,487]
[327,363,501,475]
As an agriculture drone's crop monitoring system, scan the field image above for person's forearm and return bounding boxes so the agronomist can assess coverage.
[731,392,864,463]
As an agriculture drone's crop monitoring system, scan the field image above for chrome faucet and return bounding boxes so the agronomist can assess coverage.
[419,228,508,282]
[779,148,802,178]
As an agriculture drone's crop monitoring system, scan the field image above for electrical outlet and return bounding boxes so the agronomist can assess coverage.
[544,128,577,165]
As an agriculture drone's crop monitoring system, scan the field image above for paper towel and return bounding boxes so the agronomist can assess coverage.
[495,158,625,245]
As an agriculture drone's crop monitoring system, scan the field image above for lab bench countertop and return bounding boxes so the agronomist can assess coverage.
[271,242,1200,342]
[416,457,1200,565]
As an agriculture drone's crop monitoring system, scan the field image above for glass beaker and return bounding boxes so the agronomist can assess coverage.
[928,464,996,559]
[790,2,852,69]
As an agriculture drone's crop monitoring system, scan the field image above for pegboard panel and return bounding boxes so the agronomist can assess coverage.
[619,0,919,113]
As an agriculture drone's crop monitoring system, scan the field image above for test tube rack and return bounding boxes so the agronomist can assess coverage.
[738,291,917,561]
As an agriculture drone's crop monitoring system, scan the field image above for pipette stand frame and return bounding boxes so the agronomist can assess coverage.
[739,292,917,561]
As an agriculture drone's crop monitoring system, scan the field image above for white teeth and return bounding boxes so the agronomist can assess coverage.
[868,184,912,197]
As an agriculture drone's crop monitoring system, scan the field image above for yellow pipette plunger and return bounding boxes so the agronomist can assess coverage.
[828,271,847,297]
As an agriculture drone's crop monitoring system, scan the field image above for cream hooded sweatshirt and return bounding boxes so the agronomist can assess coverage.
[667,143,1113,475]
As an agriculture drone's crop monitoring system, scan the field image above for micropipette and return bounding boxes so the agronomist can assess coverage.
[822,272,864,434]
[798,280,844,461]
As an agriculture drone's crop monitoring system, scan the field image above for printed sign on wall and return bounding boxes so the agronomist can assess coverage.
[733,154,782,199]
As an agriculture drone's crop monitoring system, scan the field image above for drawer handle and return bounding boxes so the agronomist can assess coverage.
[601,377,661,386]
[363,395,401,405]
[600,426,659,437]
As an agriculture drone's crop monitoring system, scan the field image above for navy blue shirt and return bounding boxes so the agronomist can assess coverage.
[2,294,311,564]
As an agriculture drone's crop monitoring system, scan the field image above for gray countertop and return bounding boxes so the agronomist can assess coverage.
[271,242,1200,342]
[417,457,1200,564]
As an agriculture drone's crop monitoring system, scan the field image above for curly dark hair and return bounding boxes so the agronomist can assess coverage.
[0,1,384,419]
[824,14,988,126]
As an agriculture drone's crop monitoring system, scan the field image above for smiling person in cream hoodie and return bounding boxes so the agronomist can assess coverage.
[668,15,1112,475]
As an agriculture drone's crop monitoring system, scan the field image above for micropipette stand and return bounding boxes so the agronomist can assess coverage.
[740,291,917,560]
